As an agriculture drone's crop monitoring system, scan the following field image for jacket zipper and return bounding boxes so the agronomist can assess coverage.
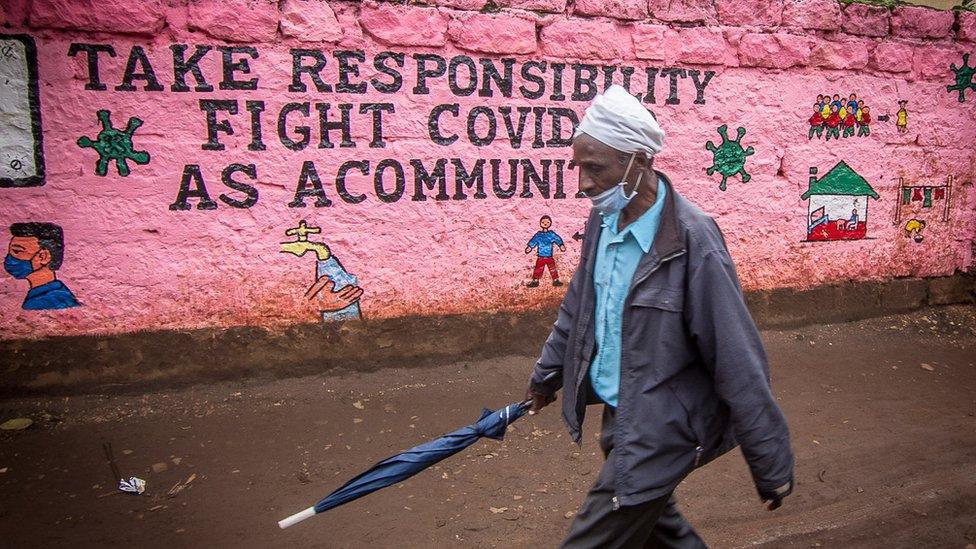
[609,248,687,511]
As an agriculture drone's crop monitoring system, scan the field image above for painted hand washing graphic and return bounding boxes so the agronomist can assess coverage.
[279,220,362,322]
[802,162,880,242]
[524,215,566,287]
[4,222,79,310]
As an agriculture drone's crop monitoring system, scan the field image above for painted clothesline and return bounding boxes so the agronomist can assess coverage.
[893,176,953,224]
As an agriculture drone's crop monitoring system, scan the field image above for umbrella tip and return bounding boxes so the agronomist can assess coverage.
[278,506,317,529]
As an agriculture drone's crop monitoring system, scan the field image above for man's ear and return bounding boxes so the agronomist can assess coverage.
[34,248,51,268]
[635,151,652,169]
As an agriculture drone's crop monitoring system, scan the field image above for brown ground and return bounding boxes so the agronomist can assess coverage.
[1,305,975,548]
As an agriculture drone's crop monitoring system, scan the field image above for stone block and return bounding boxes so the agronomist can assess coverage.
[928,275,976,305]
[738,32,812,69]
[841,3,889,38]
[359,2,448,47]
[187,0,279,43]
[280,0,342,43]
[912,44,964,79]
[30,0,165,34]
[508,0,567,12]
[574,0,647,20]
[648,0,717,24]
[956,10,976,43]
[540,18,633,60]
[633,24,672,61]
[716,0,784,28]
[869,41,913,73]
[425,0,491,9]
[809,38,869,70]
[670,26,736,66]
[891,5,953,39]
[448,11,537,54]
[782,0,842,32]
[879,278,927,311]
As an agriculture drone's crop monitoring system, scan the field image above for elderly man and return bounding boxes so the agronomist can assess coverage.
[525,86,794,548]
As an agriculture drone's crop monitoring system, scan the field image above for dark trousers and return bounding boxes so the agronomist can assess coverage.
[561,406,708,549]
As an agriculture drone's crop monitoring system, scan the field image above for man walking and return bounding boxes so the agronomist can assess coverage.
[525,86,794,548]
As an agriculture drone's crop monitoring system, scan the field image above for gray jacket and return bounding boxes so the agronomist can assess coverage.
[529,172,794,507]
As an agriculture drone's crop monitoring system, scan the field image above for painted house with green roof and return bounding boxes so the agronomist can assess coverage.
[803,161,880,242]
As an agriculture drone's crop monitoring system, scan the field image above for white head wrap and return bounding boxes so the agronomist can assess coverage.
[574,85,665,156]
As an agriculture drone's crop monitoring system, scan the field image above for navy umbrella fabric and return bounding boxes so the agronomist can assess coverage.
[278,399,532,528]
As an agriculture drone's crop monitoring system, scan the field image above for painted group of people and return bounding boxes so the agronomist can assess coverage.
[808,93,872,140]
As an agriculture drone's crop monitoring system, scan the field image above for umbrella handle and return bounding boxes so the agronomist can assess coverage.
[522,371,559,407]
[278,506,316,529]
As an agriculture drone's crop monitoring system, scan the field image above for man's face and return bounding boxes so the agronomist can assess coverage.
[540,218,552,230]
[7,236,48,271]
[571,134,631,198]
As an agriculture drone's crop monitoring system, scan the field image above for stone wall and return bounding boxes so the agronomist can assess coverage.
[0,0,974,340]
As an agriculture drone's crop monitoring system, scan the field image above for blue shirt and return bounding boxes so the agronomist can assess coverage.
[23,280,79,310]
[527,230,564,258]
[589,183,667,407]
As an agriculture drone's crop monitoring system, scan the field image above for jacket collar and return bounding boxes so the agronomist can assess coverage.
[650,170,684,260]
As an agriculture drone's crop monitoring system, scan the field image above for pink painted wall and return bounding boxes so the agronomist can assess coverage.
[1,0,975,339]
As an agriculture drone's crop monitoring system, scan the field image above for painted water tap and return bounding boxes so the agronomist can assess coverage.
[280,220,331,261]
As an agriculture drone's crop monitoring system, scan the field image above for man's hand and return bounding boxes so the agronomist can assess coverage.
[558,245,567,252]
[525,246,533,254]
[524,386,556,415]
[760,479,793,511]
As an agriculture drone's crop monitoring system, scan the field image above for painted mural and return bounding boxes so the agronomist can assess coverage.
[0,1,973,339]
[77,110,150,177]
[705,125,753,191]
[280,220,363,322]
[807,94,873,140]
[893,176,953,245]
[4,222,79,310]
[0,35,44,187]
[947,53,976,102]
[524,215,566,287]
[802,162,880,242]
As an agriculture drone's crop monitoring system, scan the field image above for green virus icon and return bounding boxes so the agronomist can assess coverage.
[705,124,754,191]
[77,110,150,177]
[947,53,976,103]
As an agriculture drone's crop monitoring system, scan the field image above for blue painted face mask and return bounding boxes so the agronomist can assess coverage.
[588,153,643,215]
[4,253,35,279]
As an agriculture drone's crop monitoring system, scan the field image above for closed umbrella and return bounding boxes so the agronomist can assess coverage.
[278,400,531,528]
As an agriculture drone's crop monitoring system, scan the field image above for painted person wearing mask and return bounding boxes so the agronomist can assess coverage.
[524,86,794,548]
[5,222,79,310]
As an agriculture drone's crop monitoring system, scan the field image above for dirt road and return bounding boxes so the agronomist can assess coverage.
[1,305,974,548]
